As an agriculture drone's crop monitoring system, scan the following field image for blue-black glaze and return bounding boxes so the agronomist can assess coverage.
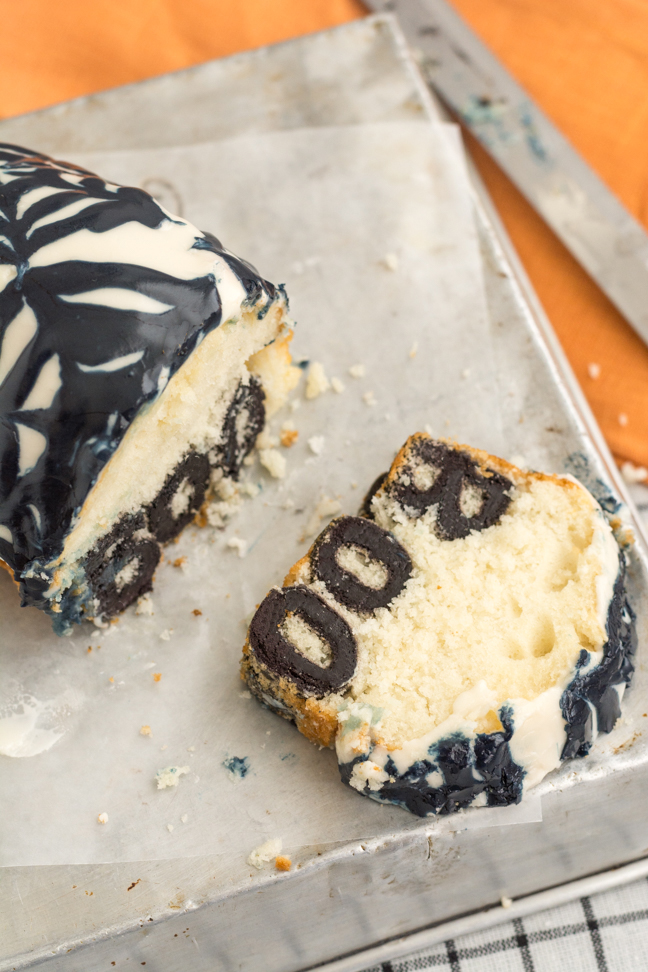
[0,144,275,609]
[560,564,636,759]
[339,707,524,817]
[223,755,250,779]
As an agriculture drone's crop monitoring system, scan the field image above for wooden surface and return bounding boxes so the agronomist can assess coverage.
[0,0,645,470]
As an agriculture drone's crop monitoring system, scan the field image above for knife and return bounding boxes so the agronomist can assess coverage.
[366,0,648,349]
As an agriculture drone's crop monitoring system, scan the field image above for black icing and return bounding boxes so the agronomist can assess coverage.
[84,512,160,619]
[339,707,524,817]
[311,516,412,612]
[217,377,265,479]
[359,472,387,519]
[560,565,636,759]
[0,144,276,619]
[147,452,212,544]
[249,585,357,695]
[388,438,513,540]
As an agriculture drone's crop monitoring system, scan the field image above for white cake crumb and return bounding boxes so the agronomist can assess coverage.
[181,814,188,824]
[619,413,629,427]
[159,629,172,641]
[259,449,286,479]
[289,398,301,412]
[247,838,283,870]
[363,391,377,407]
[97,812,109,825]
[226,537,248,558]
[349,363,365,378]
[461,368,471,379]
[282,498,295,510]
[621,461,648,484]
[383,252,399,271]
[409,342,418,359]
[256,429,279,450]
[308,435,325,456]
[241,481,259,498]
[305,362,330,399]
[280,421,299,448]
[140,725,152,737]
[135,593,154,616]
[424,424,433,435]
[509,454,528,470]
[167,824,174,833]
[303,497,342,539]
[501,896,513,909]
[331,377,345,393]
[155,765,190,790]
[588,362,601,379]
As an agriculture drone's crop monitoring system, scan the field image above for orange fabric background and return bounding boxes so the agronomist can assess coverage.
[0,0,646,472]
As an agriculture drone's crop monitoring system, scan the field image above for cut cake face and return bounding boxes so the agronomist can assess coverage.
[0,144,299,632]
[243,434,636,816]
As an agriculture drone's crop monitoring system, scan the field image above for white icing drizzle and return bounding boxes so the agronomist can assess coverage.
[77,349,145,374]
[15,184,69,220]
[0,302,39,387]
[15,424,47,477]
[60,288,174,314]
[0,524,11,543]
[0,264,17,292]
[20,354,62,410]
[26,195,102,238]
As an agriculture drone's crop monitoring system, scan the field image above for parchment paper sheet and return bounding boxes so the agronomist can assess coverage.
[0,121,542,867]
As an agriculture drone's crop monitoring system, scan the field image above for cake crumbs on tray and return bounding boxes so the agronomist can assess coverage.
[172,556,187,569]
[280,423,299,448]
[305,361,330,399]
[167,824,174,833]
[155,766,190,790]
[152,673,162,682]
[97,812,109,825]
[382,252,399,271]
[140,725,152,737]
[362,391,377,407]
[181,814,188,824]
[331,376,345,393]
[259,448,286,479]
[275,855,292,872]
[500,896,513,909]
[621,461,648,484]
[135,593,154,616]
[192,608,202,616]
[349,363,365,378]
[307,435,325,455]
[409,341,418,359]
[247,838,283,870]
[226,536,248,558]
[223,755,250,782]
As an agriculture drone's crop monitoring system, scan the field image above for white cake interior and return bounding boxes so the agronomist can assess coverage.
[299,472,620,750]
[48,300,299,599]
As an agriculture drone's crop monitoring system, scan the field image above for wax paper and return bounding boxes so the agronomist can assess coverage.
[0,121,540,866]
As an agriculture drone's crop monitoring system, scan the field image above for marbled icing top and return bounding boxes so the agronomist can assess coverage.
[0,143,275,592]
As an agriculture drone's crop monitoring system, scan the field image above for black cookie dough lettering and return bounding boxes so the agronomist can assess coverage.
[147,452,211,544]
[85,513,160,617]
[391,439,512,539]
[312,516,412,612]
[249,585,357,695]
[218,377,265,479]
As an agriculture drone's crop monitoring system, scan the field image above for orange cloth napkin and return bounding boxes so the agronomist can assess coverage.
[1,0,645,472]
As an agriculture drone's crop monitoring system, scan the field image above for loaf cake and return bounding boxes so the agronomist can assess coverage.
[242,434,636,816]
[0,143,299,633]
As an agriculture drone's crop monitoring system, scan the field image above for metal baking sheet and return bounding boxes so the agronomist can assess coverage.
[1,15,647,972]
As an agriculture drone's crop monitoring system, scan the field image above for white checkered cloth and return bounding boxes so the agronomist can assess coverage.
[362,487,648,972]
[363,878,648,971]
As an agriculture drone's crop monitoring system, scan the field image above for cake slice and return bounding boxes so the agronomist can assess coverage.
[0,143,299,632]
[242,434,635,816]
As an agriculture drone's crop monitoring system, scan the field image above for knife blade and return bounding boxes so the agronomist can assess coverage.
[367,0,648,348]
